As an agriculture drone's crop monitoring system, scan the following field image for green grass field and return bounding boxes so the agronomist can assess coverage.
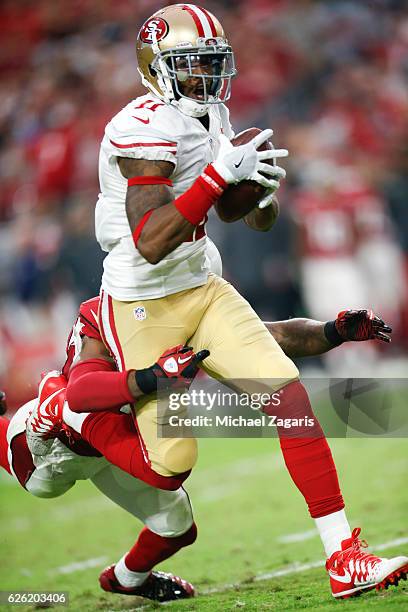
[1,437,407,611]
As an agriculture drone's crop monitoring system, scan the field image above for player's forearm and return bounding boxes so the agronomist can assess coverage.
[244,197,279,231]
[125,180,193,264]
[66,359,142,412]
[265,319,333,358]
[119,157,190,264]
[127,166,226,264]
[137,203,196,264]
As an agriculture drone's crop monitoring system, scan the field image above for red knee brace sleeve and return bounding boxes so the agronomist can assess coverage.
[66,359,134,412]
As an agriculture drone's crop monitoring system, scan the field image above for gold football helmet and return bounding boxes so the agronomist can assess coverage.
[136,4,236,116]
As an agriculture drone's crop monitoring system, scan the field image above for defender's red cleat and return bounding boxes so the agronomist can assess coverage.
[26,371,67,456]
[326,527,408,598]
[99,564,195,602]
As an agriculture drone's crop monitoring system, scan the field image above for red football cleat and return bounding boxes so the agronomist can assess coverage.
[26,371,67,456]
[326,527,408,598]
[99,564,195,602]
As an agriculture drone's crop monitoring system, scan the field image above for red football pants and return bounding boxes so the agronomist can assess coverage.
[81,411,190,491]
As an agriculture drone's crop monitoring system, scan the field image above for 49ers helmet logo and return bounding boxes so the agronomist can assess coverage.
[140,17,169,44]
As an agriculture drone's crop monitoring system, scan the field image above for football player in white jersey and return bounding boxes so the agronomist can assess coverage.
[93,4,407,599]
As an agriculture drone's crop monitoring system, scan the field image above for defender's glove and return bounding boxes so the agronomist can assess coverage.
[324,309,392,346]
[212,131,288,189]
[135,345,210,395]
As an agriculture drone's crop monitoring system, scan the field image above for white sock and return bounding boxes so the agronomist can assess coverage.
[114,554,149,588]
[315,509,351,558]
[62,403,89,434]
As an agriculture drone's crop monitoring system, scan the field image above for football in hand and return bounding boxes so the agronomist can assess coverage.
[215,127,275,223]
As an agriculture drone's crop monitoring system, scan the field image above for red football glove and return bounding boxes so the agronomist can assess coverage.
[325,309,392,345]
[135,345,210,394]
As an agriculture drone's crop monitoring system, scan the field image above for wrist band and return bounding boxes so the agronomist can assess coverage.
[135,367,158,395]
[174,165,228,225]
[201,164,228,194]
[324,321,344,346]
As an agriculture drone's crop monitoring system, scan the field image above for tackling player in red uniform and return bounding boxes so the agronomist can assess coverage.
[0,296,400,602]
[1,297,208,601]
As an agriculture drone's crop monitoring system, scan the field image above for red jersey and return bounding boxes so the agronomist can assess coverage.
[59,296,103,457]
[294,184,387,259]
[294,192,357,259]
[62,296,101,379]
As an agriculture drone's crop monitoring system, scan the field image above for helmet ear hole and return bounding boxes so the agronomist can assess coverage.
[148,65,157,77]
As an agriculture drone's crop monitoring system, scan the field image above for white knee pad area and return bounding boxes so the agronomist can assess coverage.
[25,467,76,498]
[144,488,194,538]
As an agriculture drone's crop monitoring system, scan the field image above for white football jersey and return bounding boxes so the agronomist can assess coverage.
[96,93,233,300]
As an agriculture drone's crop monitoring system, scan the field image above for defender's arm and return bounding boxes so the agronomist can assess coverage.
[266,310,392,358]
[66,336,209,413]
[265,319,331,358]
[66,336,141,411]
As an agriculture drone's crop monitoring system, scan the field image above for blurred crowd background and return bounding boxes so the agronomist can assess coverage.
[0,0,407,408]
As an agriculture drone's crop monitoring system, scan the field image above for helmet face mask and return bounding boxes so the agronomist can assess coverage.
[136,5,237,116]
[155,45,236,104]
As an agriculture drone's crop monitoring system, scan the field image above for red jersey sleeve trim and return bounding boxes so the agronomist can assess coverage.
[110,139,177,149]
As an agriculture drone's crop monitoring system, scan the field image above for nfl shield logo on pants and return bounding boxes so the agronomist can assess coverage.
[134,306,146,321]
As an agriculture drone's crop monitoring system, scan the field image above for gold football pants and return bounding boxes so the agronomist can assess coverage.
[100,274,299,476]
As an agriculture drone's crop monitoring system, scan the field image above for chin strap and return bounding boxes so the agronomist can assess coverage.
[141,80,210,117]
[139,73,211,118]
[174,97,210,117]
